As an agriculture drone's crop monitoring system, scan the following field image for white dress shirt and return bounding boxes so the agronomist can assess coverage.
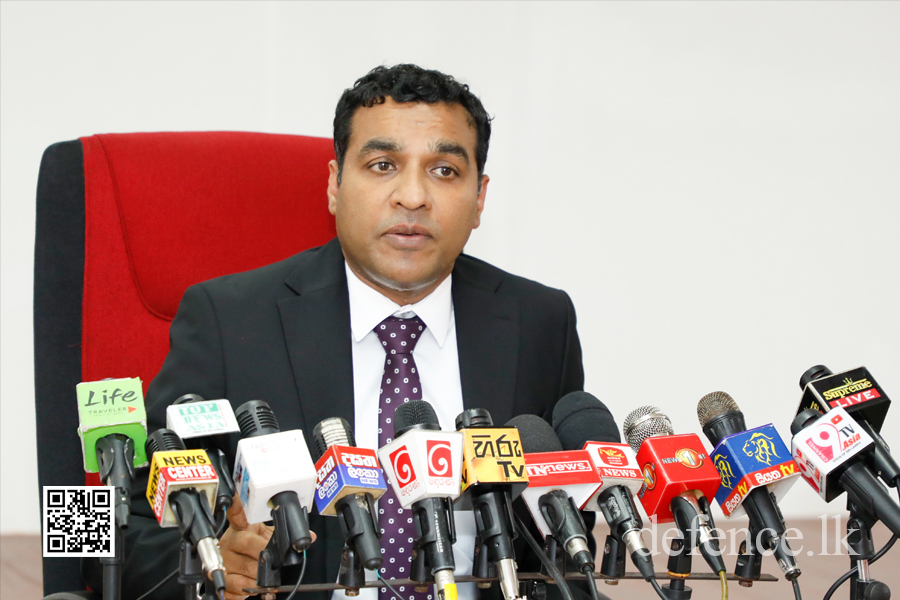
[332,262,476,600]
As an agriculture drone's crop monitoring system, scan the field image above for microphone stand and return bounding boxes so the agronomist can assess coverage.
[335,492,380,593]
[471,534,497,588]
[597,535,625,584]
[846,500,891,600]
[541,535,570,583]
[661,536,692,600]
[96,434,135,600]
[256,493,310,589]
[99,525,124,600]
[733,528,763,588]
[177,539,219,600]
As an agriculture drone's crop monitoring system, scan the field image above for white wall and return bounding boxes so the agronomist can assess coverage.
[2,1,898,534]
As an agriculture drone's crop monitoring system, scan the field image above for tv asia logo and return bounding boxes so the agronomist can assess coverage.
[389,446,418,491]
[805,413,862,463]
[426,440,453,478]
[592,446,628,467]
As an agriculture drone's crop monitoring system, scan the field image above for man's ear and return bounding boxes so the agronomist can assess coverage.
[327,160,340,215]
[473,174,489,229]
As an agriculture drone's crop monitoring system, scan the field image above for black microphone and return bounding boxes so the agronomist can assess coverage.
[378,401,462,600]
[234,401,316,587]
[799,365,900,488]
[697,391,802,580]
[169,394,238,516]
[552,392,657,582]
[455,408,528,600]
[510,414,594,574]
[791,408,900,536]
[312,417,384,571]
[145,429,227,596]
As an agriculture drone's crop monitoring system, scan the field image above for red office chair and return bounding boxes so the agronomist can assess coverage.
[34,132,336,595]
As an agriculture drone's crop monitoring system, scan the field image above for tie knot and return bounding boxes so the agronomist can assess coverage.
[375,315,425,355]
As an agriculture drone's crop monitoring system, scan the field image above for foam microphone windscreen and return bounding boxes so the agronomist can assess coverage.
[506,414,562,454]
[395,399,440,433]
[553,391,621,449]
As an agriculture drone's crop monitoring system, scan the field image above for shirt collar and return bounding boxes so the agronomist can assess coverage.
[344,262,453,348]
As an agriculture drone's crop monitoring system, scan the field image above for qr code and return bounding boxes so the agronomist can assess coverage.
[43,486,114,557]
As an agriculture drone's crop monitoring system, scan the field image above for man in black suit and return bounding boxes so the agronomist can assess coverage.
[122,64,584,600]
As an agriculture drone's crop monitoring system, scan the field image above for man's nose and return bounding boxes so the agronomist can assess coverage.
[390,168,432,211]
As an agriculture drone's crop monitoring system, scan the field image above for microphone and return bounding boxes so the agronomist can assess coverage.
[168,394,240,515]
[791,406,900,536]
[145,429,226,595]
[454,408,528,600]
[312,416,387,572]
[513,414,598,574]
[233,400,316,587]
[378,400,463,600]
[623,406,727,577]
[797,365,899,487]
[697,391,802,580]
[552,392,656,583]
[76,377,149,528]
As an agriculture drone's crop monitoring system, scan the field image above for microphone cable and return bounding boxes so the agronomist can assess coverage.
[134,568,178,600]
[376,570,406,600]
[283,550,308,600]
[135,507,232,600]
[513,512,576,600]
[822,476,900,600]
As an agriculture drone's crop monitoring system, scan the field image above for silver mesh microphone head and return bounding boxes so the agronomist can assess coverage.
[622,405,673,453]
[696,391,741,427]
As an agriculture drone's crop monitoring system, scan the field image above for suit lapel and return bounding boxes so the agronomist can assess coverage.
[278,238,355,435]
[453,260,520,427]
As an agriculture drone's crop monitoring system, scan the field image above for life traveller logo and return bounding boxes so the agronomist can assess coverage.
[426,440,453,478]
[389,446,416,489]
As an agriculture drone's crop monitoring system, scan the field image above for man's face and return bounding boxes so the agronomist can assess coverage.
[327,98,488,303]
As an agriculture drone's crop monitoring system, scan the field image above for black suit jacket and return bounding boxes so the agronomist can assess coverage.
[119,237,584,599]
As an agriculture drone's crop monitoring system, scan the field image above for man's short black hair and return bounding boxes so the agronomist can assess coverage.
[333,64,491,185]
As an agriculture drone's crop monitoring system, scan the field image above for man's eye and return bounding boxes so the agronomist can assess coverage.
[434,166,457,178]
[372,161,394,172]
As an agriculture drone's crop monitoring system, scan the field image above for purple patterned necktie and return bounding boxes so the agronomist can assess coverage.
[375,315,431,600]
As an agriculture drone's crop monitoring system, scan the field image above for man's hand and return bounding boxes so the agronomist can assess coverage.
[218,494,317,600]
[219,494,272,600]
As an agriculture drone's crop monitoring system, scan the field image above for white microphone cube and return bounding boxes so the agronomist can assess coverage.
[166,399,240,439]
[378,430,464,509]
[791,407,875,502]
[582,441,645,508]
[521,450,603,537]
[233,430,317,524]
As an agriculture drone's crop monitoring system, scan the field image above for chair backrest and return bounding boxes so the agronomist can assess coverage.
[33,132,336,595]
